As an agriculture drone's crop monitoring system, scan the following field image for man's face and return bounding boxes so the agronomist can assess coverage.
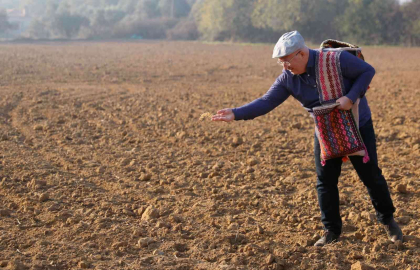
[278,50,306,75]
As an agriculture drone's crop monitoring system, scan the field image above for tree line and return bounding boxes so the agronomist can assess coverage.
[0,0,419,45]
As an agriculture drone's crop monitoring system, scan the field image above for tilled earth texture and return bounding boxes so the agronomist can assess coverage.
[0,41,419,270]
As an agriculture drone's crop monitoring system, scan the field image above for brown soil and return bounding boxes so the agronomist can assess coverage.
[0,41,419,270]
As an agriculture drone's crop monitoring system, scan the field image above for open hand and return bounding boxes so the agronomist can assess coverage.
[336,96,353,110]
[211,108,235,122]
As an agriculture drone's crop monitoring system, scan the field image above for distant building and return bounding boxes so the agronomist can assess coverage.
[3,8,32,39]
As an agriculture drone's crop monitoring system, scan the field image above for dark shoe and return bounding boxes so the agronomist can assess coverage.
[314,231,340,246]
[383,219,403,242]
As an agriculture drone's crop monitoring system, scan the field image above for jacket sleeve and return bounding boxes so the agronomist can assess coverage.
[340,51,375,103]
[232,74,290,120]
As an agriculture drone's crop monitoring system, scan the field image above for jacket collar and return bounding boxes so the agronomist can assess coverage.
[306,49,316,73]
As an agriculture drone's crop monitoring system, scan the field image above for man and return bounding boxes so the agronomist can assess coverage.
[211,31,402,246]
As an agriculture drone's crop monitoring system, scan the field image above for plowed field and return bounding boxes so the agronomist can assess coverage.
[0,41,419,270]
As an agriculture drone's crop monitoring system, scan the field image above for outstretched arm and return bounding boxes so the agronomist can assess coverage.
[212,75,290,122]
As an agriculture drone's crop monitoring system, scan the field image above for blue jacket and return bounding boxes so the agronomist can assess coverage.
[232,49,375,127]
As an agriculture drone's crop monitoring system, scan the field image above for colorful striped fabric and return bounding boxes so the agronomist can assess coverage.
[314,49,369,165]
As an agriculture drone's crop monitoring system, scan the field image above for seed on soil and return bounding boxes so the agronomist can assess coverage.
[199,112,212,121]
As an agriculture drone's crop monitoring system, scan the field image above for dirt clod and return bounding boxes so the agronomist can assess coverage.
[39,193,49,202]
[266,254,275,264]
[96,166,106,174]
[78,261,89,269]
[398,216,410,225]
[0,209,11,217]
[173,242,187,252]
[395,240,404,250]
[396,184,407,193]
[33,125,43,131]
[153,249,164,255]
[8,260,28,270]
[247,157,259,166]
[28,179,47,190]
[141,206,159,221]
[139,173,152,181]
[351,261,374,270]
[138,237,154,248]
[232,136,243,146]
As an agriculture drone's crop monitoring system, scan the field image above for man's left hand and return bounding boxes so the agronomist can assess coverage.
[336,96,353,110]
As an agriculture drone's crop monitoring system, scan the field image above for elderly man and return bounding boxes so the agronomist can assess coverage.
[212,31,402,246]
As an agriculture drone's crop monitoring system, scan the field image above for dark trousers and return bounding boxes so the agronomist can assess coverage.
[314,118,395,235]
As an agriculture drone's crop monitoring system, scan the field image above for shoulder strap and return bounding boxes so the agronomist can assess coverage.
[315,49,346,104]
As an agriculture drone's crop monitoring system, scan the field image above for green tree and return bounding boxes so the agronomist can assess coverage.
[117,0,139,14]
[251,0,300,32]
[159,0,191,18]
[21,0,61,18]
[53,12,90,38]
[251,0,349,43]
[193,0,255,41]
[136,0,161,19]
[338,0,402,45]
[296,0,349,42]
[0,9,18,33]
[26,18,50,39]
[84,8,126,38]
[401,0,420,45]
